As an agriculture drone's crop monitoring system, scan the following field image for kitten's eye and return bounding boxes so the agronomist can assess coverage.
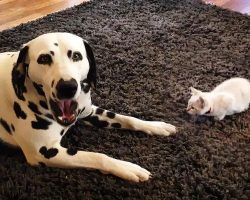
[72,51,83,62]
[37,54,52,65]
[189,106,194,110]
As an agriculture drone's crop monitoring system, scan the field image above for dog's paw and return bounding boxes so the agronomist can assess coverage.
[108,159,151,182]
[142,121,177,136]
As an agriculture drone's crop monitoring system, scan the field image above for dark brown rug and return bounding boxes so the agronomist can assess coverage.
[0,0,249,199]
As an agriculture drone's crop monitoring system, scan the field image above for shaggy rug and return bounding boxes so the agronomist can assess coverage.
[0,0,249,199]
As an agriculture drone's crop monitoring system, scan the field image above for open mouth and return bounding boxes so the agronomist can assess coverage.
[49,99,78,126]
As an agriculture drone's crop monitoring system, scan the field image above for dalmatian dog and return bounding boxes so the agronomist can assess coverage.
[0,32,176,182]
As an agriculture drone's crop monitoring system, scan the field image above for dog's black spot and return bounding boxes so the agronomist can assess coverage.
[49,99,63,118]
[83,116,109,128]
[45,114,54,120]
[50,51,54,56]
[80,79,91,93]
[0,118,12,134]
[95,108,104,115]
[67,147,78,156]
[28,101,42,115]
[107,111,115,119]
[111,123,122,128]
[51,80,55,88]
[31,114,51,130]
[33,82,45,97]
[39,100,48,110]
[83,84,91,93]
[67,50,72,58]
[13,102,27,119]
[11,124,15,132]
[54,43,58,46]
[39,146,58,159]
[60,129,65,136]
[39,162,46,167]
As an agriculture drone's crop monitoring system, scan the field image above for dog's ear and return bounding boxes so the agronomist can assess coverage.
[12,45,29,101]
[83,40,97,89]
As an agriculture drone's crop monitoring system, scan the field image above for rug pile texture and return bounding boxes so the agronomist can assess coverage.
[0,0,249,199]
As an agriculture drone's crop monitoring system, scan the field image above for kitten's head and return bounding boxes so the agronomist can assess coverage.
[186,87,209,115]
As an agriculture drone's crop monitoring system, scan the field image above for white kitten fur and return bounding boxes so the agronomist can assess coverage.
[187,77,250,120]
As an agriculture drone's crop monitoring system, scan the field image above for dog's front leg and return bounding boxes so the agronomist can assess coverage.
[81,105,176,136]
[27,143,150,182]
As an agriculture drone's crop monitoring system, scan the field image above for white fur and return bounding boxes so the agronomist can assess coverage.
[187,77,250,120]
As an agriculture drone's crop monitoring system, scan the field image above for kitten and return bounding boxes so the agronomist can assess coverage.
[186,77,250,120]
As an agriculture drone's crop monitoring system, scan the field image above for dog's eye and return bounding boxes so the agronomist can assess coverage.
[37,54,52,65]
[72,52,82,62]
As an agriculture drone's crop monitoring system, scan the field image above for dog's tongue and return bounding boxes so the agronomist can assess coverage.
[58,100,75,121]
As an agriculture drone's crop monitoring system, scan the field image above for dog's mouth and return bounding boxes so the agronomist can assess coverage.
[49,99,78,126]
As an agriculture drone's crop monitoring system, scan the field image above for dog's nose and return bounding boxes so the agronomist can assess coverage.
[56,78,78,99]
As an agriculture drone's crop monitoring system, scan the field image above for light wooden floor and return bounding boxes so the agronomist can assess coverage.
[0,0,249,31]
[0,0,89,31]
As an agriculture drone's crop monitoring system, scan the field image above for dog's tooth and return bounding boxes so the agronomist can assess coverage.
[58,116,63,121]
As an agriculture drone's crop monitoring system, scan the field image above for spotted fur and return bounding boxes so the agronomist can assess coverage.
[39,146,58,159]
[28,101,42,115]
[33,82,45,97]
[67,147,78,156]
[31,115,51,130]
[13,102,27,119]
[0,32,176,182]
[0,118,12,134]
[39,100,48,110]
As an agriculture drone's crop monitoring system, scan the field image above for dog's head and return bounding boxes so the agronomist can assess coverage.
[12,32,96,126]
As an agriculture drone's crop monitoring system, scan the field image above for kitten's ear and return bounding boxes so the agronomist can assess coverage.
[199,97,205,109]
[190,87,200,95]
